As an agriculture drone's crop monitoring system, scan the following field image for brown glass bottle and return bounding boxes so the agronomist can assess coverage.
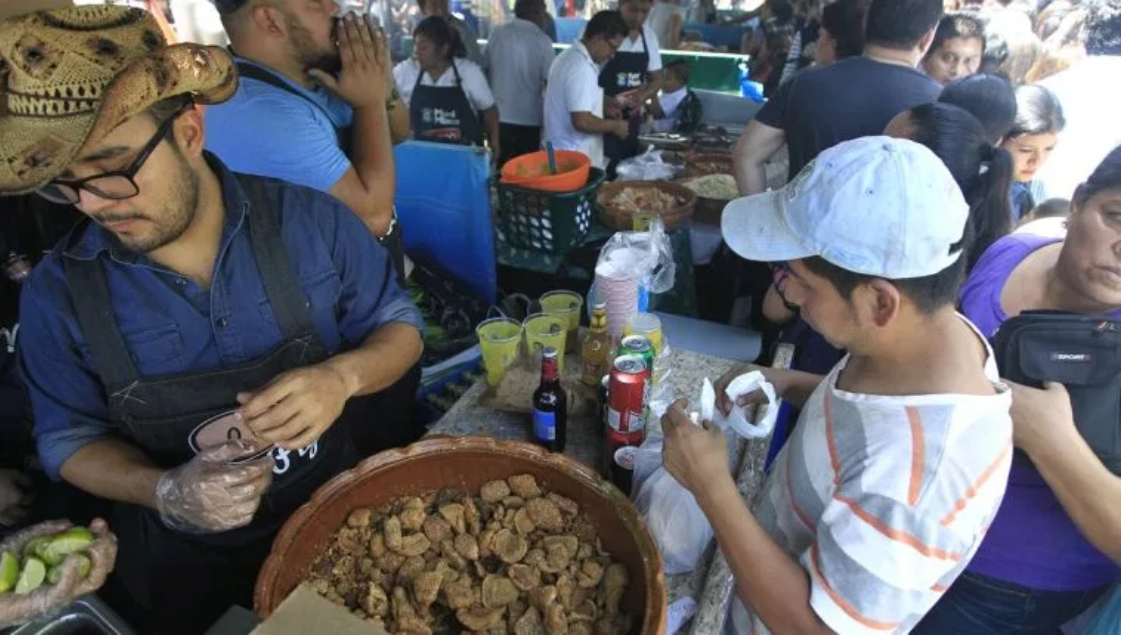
[532,347,567,452]
[581,302,613,386]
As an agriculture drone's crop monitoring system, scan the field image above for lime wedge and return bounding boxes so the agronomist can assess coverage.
[14,557,46,595]
[0,551,19,593]
[38,527,94,567]
[23,537,51,561]
[47,553,92,585]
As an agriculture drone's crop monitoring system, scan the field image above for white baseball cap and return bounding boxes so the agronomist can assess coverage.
[721,136,970,279]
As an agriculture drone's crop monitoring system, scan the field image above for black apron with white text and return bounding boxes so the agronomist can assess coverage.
[598,29,649,170]
[408,62,485,146]
[60,176,411,633]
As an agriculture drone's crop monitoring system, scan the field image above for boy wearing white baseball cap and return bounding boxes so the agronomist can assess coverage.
[659,137,1014,634]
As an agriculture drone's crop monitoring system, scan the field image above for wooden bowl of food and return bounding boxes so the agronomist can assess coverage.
[596,181,697,232]
[683,153,733,178]
[677,172,740,227]
[255,437,667,634]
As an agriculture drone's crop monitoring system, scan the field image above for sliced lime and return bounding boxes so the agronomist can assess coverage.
[47,553,92,585]
[39,527,94,567]
[14,557,46,595]
[0,551,19,593]
[23,537,51,561]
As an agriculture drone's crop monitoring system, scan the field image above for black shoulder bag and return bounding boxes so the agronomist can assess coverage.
[992,310,1121,475]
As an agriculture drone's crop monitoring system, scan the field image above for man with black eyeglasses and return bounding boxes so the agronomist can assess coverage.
[0,5,423,632]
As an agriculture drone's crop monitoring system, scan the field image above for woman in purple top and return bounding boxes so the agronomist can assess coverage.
[915,147,1121,634]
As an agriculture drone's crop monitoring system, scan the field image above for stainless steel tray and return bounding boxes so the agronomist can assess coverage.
[8,595,133,635]
[638,132,692,150]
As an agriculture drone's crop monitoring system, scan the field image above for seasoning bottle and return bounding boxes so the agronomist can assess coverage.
[580,303,613,387]
[532,347,567,452]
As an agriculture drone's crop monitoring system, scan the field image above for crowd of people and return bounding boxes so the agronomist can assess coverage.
[0,0,1118,634]
[707,0,1119,633]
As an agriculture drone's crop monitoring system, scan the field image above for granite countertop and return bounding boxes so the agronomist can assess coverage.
[428,345,752,632]
[427,341,792,634]
[428,347,738,470]
[688,343,794,635]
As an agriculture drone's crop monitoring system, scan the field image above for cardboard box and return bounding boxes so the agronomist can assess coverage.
[251,585,387,635]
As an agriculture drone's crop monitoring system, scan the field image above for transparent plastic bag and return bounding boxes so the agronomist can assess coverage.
[632,399,737,575]
[700,372,778,439]
[615,149,684,181]
[632,455,712,574]
[595,218,676,295]
[632,372,775,574]
[632,429,737,574]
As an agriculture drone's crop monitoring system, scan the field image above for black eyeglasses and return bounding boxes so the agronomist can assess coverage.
[770,262,800,312]
[37,106,188,206]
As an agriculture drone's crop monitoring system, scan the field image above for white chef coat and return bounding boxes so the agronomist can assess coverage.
[543,41,604,168]
[485,18,555,127]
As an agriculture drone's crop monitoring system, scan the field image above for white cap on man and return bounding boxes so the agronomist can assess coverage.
[721,136,970,279]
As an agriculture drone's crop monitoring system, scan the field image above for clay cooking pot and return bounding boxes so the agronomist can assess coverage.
[254,436,668,634]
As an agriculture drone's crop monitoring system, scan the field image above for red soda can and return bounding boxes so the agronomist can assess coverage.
[607,355,649,435]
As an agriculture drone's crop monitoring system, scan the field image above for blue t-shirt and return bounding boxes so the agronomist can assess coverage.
[205,58,354,193]
[19,155,423,480]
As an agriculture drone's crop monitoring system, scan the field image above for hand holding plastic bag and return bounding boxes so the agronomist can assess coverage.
[701,371,778,439]
[632,371,778,574]
[632,400,736,574]
[632,434,715,574]
[155,440,273,534]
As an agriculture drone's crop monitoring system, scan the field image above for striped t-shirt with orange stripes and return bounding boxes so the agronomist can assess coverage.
[730,322,1013,635]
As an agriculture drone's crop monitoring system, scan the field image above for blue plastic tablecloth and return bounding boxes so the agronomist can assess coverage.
[393,141,497,304]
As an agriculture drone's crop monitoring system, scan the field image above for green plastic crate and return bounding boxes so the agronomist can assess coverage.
[495,168,606,254]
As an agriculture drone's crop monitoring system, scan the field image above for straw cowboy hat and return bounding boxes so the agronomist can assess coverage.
[0,4,238,195]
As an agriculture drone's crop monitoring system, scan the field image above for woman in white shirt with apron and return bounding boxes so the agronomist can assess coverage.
[393,17,501,152]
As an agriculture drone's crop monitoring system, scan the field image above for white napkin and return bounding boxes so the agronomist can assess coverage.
[699,371,778,439]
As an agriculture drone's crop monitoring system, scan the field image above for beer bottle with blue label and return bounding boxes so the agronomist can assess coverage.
[532,347,567,452]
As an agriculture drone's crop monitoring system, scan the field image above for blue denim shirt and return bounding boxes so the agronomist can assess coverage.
[19,155,423,480]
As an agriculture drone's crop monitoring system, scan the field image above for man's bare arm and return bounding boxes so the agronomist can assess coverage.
[733,119,785,196]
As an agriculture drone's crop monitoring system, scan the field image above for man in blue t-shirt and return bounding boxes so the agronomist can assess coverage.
[205,1,408,248]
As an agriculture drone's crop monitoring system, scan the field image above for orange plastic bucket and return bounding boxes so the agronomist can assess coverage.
[500,149,592,192]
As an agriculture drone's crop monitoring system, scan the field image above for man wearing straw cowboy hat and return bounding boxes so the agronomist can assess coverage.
[0,4,423,631]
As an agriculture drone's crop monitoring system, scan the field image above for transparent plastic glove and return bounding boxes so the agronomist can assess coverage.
[0,519,117,628]
[155,440,274,534]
